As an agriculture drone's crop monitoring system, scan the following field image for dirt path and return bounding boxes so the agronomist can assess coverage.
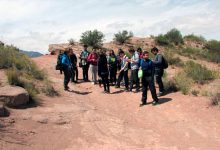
[1,55,220,150]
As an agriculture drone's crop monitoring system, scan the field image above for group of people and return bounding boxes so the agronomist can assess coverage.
[56,45,166,106]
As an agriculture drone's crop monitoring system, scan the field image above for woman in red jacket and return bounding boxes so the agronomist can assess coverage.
[87,48,99,84]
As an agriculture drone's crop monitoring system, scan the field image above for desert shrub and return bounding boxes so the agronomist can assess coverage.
[80,29,104,48]
[184,61,215,83]
[68,38,75,45]
[210,92,220,105]
[174,72,193,95]
[164,50,184,67]
[114,30,133,44]
[155,34,169,46]
[6,68,39,98]
[163,78,178,93]
[165,28,183,45]
[184,34,206,43]
[191,90,199,96]
[205,40,220,51]
[41,81,59,97]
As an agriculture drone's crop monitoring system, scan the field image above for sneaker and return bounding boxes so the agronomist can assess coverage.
[139,103,146,107]
[152,101,159,106]
[157,92,164,97]
[115,86,120,89]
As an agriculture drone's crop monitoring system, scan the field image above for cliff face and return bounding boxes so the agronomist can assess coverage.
[48,42,83,54]
[48,37,156,55]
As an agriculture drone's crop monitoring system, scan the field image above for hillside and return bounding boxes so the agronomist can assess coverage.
[19,50,43,58]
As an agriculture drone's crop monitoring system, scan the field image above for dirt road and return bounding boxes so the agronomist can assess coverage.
[1,55,220,150]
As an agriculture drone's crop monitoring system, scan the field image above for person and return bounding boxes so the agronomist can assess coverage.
[57,50,63,74]
[108,50,117,86]
[80,45,90,81]
[69,48,78,83]
[61,49,72,91]
[87,47,98,84]
[151,47,164,97]
[115,50,129,91]
[137,47,143,59]
[98,50,110,93]
[128,49,140,92]
[140,51,159,106]
[117,49,123,71]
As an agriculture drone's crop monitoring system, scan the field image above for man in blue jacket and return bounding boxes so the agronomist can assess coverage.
[62,49,72,90]
[140,51,159,106]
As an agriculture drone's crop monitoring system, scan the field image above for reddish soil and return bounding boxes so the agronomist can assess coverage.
[1,55,220,150]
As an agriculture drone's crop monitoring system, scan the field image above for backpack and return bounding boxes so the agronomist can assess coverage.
[162,56,168,69]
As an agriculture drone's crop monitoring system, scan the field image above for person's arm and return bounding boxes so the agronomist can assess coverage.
[87,54,92,62]
[120,58,128,71]
[153,54,162,65]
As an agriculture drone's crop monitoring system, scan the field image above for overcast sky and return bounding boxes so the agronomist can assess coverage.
[0,0,220,53]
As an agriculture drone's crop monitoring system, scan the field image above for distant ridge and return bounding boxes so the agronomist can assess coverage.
[19,50,43,58]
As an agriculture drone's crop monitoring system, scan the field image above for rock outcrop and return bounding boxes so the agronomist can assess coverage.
[0,86,29,107]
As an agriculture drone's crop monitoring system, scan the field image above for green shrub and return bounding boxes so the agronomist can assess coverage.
[191,90,199,96]
[164,50,184,67]
[68,38,75,45]
[205,40,220,51]
[210,92,220,105]
[114,30,133,44]
[184,34,206,43]
[80,29,104,48]
[184,61,215,83]
[165,28,183,45]
[155,34,169,46]
[174,72,193,95]
[163,78,178,93]
[41,81,59,97]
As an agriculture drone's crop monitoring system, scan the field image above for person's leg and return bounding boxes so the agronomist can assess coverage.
[116,71,124,88]
[156,69,164,93]
[134,69,140,91]
[109,68,113,84]
[76,67,78,81]
[106,75,110,92]
[113,68,117,85]
[90,65,94,83]
[124,70,129,90]
[71,68,75,82]
[129,70,134,91]
[63,68,69,89]
[141,77,148,105]
[101,75,107,91]
[82,66,86,81]
[149,79,159,103]
[94,66,98,84]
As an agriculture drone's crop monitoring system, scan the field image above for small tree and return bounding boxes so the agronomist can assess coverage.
[155,34,169,46]
[114,30,133,44]
[68,38,75,45]
[165,28,183,45]
[80,29,104,47]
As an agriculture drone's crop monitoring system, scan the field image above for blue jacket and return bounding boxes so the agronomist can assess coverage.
[61,54,71,69]
[140,59,154,77]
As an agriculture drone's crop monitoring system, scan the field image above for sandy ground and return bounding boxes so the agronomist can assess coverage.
[1,55,220,150]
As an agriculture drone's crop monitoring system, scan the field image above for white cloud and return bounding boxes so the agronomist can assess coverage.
[0,0,220,53]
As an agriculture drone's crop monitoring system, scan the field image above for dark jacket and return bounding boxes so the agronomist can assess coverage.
[98,54,109,76]
[70,53,77,67]
[140,59,154,77]
[153,54,163,70]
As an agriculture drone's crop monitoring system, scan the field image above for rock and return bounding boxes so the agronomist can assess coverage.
[0,101,6,117]
[0,86,29,107]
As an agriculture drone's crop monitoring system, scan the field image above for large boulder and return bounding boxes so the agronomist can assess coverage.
[0,86,29,107]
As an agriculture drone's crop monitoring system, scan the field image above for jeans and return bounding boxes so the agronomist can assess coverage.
[71,67,78,82]
[82,64,89,81]
[90,65,98,83]
[155,69,164,92]
[109,67,117,85]
[141,76,158,104]
[63,68,71,88]
[130,69,140,91]
[100,73,110,92]
[117,70,129,89]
